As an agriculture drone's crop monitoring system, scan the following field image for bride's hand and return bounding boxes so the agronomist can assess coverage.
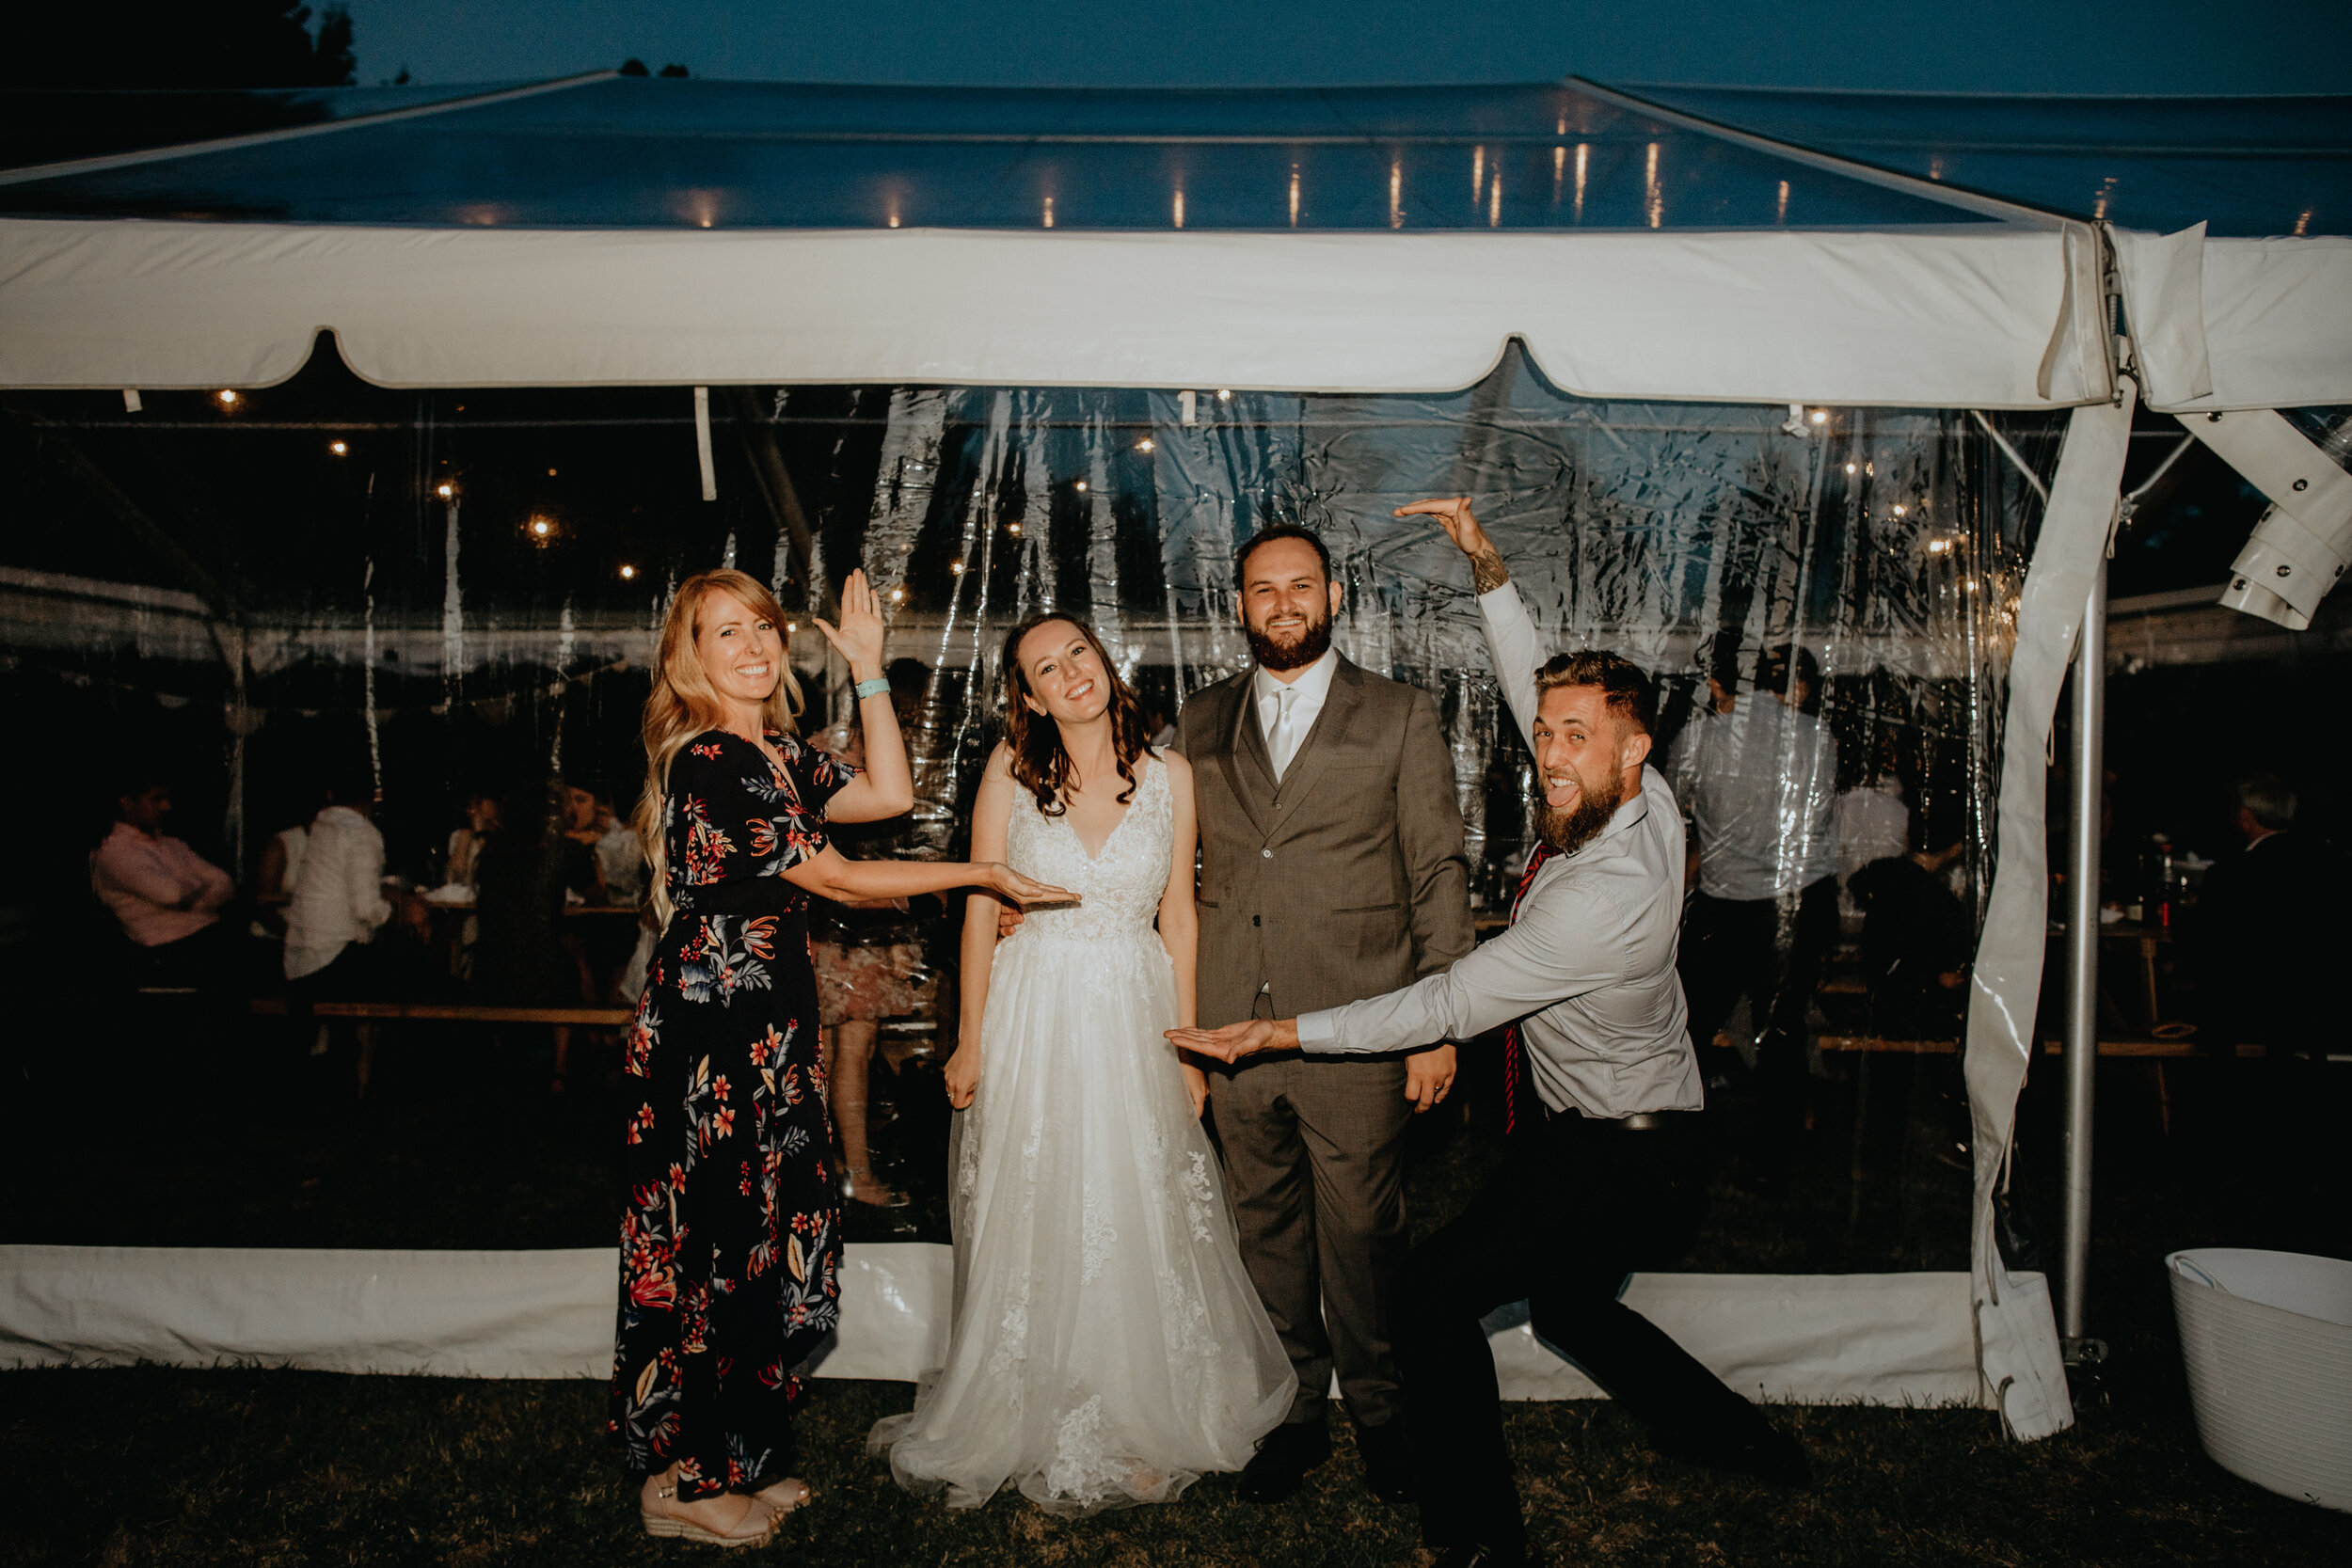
[944,1044,980,1110]
[1180,1059,1209,1120]
[984,863,1075,907]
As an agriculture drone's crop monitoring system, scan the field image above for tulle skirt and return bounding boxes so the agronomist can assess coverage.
[867,925,1292,1514]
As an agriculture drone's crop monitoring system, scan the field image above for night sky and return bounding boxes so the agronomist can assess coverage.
[346,0,2350,94]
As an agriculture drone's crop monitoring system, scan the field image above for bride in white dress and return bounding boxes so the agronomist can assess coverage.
[868,613,1292,1515]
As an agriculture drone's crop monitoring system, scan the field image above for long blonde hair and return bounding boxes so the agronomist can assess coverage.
[634,569,804,927]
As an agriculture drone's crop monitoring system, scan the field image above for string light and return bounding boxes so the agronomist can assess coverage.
[1007,521,1022,536]
[1809,409,1828,425]
[1074,481,1089,493]
[530,518,551,536]
[216,389,238,406]
[950,561,965,574]
[1844,462,1857,474]
[329,440,348,456]
[437,483,455,499]
[1216,388,1232,402]
[1892,504,1908,518]
[889,588,905,602]
[1136,437,1155,452]
[619,563,638,580]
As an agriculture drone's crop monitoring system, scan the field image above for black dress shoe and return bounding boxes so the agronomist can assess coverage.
[1351,1418,1413,1504]
[1431,1544,1546,1568]
[1234,1420,1329,1503]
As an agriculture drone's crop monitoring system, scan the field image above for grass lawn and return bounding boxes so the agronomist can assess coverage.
[3,1008,2348,1565]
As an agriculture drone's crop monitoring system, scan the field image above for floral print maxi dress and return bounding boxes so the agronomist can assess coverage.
[611,727,851,1498]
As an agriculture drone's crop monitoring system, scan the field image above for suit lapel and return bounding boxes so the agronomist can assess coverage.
[1215,679,1273,836]
[1267,658,1365,818]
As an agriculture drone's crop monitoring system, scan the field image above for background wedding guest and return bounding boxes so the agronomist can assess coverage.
[1849,806,1972,1041]
[590,789,647,908]
[443,788,501,889]
[809,705,926,1211]
[2188,772,2337,1056]
[283,762,397,1094]
[91,765,237,989]
[1667,638,1839,1193]
[472,775,602,1093]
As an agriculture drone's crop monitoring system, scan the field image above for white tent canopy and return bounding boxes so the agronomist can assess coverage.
[4,73,2348,1445]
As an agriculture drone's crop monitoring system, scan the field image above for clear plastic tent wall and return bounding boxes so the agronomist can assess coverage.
[3,352,2059,941]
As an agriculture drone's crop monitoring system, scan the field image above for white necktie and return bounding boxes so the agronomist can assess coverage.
[1268,686,1302,781]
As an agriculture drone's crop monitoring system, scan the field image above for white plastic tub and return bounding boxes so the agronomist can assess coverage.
[2167,1248,2352,1512]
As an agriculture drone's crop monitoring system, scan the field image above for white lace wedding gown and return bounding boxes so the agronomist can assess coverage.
[868,752,1292,1514]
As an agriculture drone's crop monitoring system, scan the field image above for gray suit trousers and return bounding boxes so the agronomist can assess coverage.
[1214,1049,1410,1428]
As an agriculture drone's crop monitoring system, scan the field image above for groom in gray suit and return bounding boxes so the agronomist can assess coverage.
[1175,524,1474,1504]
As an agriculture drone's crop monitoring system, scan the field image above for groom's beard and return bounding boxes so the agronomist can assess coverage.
[1534,766,1625,856]
[1245,602,1335,673]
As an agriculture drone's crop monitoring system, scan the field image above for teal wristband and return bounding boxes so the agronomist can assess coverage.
[854,677,891,701]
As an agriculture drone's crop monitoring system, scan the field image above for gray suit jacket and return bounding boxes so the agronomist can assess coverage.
[1175,657,1475,1029]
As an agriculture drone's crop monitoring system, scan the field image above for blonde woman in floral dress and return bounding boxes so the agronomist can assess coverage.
[612,568,1069,1547]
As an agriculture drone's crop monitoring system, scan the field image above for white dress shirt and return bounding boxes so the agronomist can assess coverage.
[1251,645,1340,780]
[1295,584,1702,1119]
[1667,697,1841,901]
[284,805,392,980]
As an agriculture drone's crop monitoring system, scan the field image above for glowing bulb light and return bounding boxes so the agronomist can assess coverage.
[1136,437,1155,452]
[619,564,638,580]
[950,561,965,575]
[532,519,550,536]
[1007,522,1022,536]
[329,440,348,455]
[1074,481,1089,493]
[1809,409,1828,425]
[1892,504,1908,517]
[889,588,905,602]
[216,389,238,406]
[1844,463,1856,474]
[1216,389,1232,402]
[437,483,454,499]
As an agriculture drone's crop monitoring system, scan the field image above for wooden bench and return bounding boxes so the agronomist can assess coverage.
[250,998,635,1027]
[1727,1032,2262,1058]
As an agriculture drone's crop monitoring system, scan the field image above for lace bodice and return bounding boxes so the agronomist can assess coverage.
[1004,752,1171,942]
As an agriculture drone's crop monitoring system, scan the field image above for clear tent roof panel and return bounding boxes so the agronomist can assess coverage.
[1621,84,2352,238]
[0,78,2007,231]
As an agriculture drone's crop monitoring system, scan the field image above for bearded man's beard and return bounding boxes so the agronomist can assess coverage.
[1246,603,1335,672]
[1534,767,1625,856]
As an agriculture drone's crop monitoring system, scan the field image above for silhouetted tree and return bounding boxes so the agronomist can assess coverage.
[10,2,357,88]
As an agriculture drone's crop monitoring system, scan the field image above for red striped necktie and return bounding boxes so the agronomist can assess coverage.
[1500,842,1559,1136]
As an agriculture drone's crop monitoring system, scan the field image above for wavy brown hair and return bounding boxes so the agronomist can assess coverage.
[1000,613,1151,818]
[633,569,805,927]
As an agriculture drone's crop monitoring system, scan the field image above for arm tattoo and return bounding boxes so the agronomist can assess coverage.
[1469,546,1510,595]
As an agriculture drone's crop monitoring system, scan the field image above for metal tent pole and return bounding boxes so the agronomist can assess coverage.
[2059,562,2106,1355]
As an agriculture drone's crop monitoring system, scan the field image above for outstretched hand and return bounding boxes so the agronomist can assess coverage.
[1165,1018,1297,1063]
[812,568,886,677]
[1393,497,1495,561]
[987,863,1077,908]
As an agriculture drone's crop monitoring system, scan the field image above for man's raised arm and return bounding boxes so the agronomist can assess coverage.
[1393,498,1542,752]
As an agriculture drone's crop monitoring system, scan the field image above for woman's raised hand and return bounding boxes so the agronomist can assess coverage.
[986,863,1076,908]
[812,569,887,677]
